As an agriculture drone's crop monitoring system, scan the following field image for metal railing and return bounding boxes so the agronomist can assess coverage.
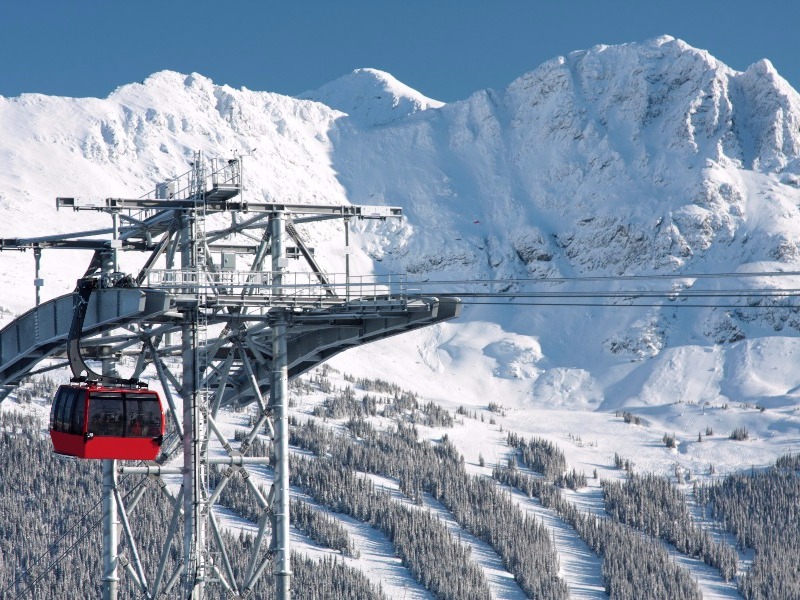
[126,157,242,224]
[150,158,240,202]
[144,270,409,304]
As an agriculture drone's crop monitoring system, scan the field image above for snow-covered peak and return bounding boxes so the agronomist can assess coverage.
[299,68,444,126]
[107,70,230,113]
[122,70,204,93]
[733,58,800,172]
[505,36,800,175]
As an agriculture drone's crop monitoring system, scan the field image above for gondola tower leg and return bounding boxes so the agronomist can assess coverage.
[101,460,119,600]
[270,212,291,600]
[101,243,119,600]
[180,207,206,599]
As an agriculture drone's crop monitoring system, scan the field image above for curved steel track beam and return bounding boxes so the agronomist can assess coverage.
[0,289,460,407]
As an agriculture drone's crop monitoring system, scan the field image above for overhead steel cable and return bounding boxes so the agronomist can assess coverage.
[398,270,800,287]
[435,289,800,298]
[455,300,800,309]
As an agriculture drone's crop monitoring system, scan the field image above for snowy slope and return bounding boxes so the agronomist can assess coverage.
[0,35,799,475]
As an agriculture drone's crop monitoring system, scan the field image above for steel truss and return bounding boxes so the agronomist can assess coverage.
[0,153,460,599]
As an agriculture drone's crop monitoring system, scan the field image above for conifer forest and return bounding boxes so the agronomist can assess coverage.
[0,371,798,599]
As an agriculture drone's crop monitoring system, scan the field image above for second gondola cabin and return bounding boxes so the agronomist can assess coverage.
[50,384,165,460]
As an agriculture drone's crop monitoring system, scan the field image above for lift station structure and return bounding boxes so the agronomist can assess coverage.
[0,154,460,599]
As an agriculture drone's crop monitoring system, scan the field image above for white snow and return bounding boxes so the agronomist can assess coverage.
[3,35,800,598]
[299,68,444,127]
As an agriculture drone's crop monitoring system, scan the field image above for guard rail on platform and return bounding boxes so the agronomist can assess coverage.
[143,270,410,303]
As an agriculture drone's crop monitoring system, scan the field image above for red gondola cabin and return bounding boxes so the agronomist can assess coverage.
[50,384,165,460]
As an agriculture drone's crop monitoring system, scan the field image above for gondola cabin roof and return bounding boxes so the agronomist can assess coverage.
[49,383,164,460]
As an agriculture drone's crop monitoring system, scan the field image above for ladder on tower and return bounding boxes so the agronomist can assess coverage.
[187,152,214,592]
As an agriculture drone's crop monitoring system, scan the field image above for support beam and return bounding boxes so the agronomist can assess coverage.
[148,339,185,441]
[181,206,207,599]
[208,510,239,597]
[101,460,119,600]
[270,211,291,600]
[113,488,150,595]
[101,244,119,600]
[152,486,184,598]
[245,513,271,585]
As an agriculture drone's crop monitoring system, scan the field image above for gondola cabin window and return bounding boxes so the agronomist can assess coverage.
[50,386,87,435]
[124,393,162,437]
[88,393,125,437]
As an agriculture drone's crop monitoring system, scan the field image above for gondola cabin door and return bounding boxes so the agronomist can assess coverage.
[50,384,164,460]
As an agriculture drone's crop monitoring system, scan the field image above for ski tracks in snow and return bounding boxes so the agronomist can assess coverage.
[504,486,607,599]
[365,471,528,600]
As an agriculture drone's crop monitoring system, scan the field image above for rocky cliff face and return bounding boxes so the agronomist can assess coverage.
[334,37,800,279]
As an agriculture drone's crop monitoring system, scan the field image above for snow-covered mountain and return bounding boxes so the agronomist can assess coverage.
[1,35,800,476]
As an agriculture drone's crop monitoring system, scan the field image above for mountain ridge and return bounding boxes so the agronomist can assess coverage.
[1,36,799,427]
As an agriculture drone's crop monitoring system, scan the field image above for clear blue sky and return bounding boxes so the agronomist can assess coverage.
[2,1,798,101]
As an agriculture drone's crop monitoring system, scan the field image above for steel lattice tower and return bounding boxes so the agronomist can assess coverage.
[0,153,460,599]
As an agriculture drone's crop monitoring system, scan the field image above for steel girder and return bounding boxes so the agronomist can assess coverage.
[0,288,460,411]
